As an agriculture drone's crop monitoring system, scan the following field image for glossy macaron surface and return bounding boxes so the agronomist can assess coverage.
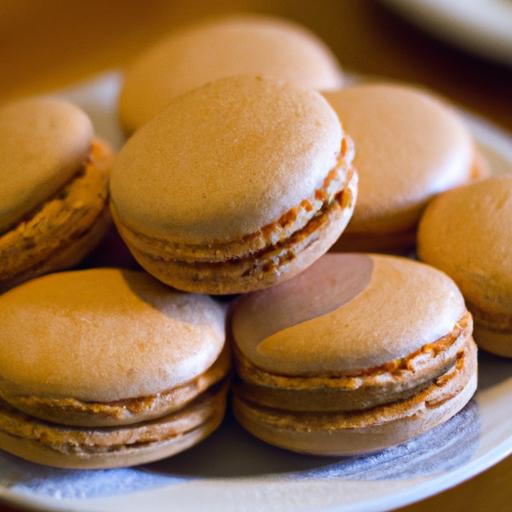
[0,268,226,402]
[324,83,474,235]
[232,253,467,375]
[112,75,343,243]
[0,97,93,233]
[119,15,343,132]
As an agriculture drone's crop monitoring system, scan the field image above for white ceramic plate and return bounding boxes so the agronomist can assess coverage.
[0,73,511,512]
[383,0,512,65]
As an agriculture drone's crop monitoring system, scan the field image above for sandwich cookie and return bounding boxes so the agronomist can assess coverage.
[119,15,343,133]
[111,75,358,294]
[418,175,512,357]
[324,84,485,253]
[231,253,477,455]
[0,269,229,468]
[0,97,112,290]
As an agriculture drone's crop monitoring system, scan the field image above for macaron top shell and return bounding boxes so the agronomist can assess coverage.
[119,15,343,132]
[323,84,473,234]
[0,269,226,402]
[111,75,343,243]
[0,97,93,233]
[232,253,466,375]
[418,175,512,315]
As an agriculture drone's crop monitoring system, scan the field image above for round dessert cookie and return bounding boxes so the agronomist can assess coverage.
[231,253,477,455]
[323,83,484,254]
[0,269,230,468]
[418,175,512,358]
[119,15,343,133]
[111,75,358,295]
[0,97,113,291]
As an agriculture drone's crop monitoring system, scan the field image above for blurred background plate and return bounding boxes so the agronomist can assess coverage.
[0,73,510,512]
[383,0,512,65]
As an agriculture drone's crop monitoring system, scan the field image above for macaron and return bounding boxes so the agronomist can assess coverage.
[418,175,512,357]
[119,15,343,133]
[0,97,113,290]
[111,75,358,294]
[0,269,229,468]
[231,253,477,455]
[323,84,484,253]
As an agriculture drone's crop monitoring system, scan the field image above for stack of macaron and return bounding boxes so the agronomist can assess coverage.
[0,270,229,468]
[0,13,505,468]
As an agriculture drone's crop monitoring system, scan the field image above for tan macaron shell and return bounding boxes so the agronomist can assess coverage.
[0,269,226,403]
[232,253,467,375]
[119,15,343,132]
[324,84,474,236]
[0,97,93,232]
[112,75,343,243]
[418,175,512,355]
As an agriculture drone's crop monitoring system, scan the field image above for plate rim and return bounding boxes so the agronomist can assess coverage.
[383,0,512,65]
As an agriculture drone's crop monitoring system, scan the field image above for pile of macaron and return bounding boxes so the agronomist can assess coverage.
[0,14,509,469]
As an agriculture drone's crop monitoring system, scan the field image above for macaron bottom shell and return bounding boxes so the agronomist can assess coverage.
[0,383,228,469]
[233,339,477,456]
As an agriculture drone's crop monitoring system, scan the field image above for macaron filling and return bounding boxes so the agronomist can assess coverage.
[0,345,231,427]
[0,139,111,287]
[0,383,227,456]
[235,312,472,411]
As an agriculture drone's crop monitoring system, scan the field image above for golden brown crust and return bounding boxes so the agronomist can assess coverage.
[234,313,472,411]
[1,345,231,427]
[0,139,112,289]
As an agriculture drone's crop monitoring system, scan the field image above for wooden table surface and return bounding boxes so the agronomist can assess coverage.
[0,1,510,511]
